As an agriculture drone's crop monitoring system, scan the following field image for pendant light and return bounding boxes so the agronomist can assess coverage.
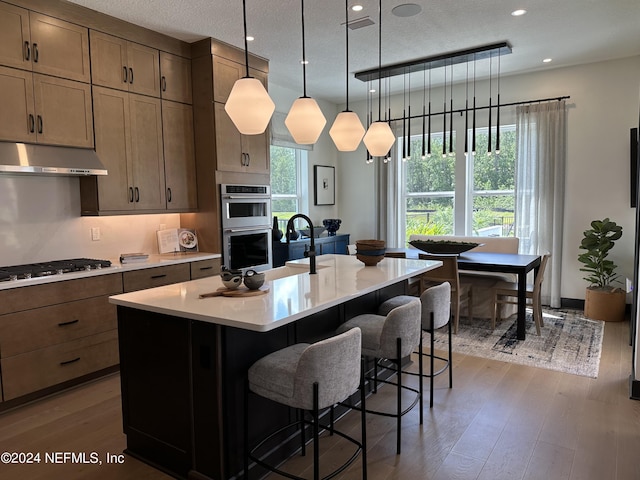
[442,61,447,158]
[448,61,454,157]
[472,53,477,155]
[487,50,493,156]
[464,61,469,156]
[421,68,426,159]
[496,51,501,154]
[224,0,275,135]
[329,0,365,151]
[363,0,395,157]
[285,0,326,145]
[427,66,432,158]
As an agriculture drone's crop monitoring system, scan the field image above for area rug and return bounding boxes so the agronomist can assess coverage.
[432,308,604,378]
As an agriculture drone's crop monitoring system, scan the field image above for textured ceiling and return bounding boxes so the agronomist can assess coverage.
[67,0,640,103]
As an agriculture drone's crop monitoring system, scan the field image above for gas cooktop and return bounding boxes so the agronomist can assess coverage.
[0,258,112,282]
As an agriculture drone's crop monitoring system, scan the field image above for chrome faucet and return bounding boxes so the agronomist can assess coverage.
[286,214,316,274]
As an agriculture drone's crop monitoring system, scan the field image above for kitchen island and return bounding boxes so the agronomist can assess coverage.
[109,254,440,480]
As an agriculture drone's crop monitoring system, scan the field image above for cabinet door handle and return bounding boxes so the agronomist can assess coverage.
[129,67,134,84]
[37,115,43,134]
[150,274,167,279]
[167,187,172,202]
[199,266,213,271]
[134,187,140,202]
[24,41,30,61]
[60,357,80,366]
[161,76,167,92]
[28,114,35,133]
[58,319,79,327]
[246,153,251,166]
[32,43,38,63]
[123,66,128,83]
[129,186,134,203]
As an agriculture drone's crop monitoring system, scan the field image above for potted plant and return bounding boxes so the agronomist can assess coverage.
[578,218,626,321]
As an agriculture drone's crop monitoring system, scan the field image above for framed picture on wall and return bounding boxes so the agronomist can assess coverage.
[314,165,335,205]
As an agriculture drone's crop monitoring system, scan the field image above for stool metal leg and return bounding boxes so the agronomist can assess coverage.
[300,409,306,457]
[430,318,435,408]
[360,358,368,480]
[396,337,402,455]
[313,382,320,480]
[418,331,424,425]
[448,316,453,388]
[244,377,250,479]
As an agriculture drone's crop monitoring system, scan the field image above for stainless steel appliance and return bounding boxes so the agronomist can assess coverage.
[221,184,272,272]
[0,258,112,282]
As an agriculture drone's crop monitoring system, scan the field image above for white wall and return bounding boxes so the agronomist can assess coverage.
[0,175,180,266]
[335,55,640,301]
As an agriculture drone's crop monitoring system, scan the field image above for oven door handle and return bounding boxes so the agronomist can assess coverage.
[225,227,270,233]
[223,195,270,200]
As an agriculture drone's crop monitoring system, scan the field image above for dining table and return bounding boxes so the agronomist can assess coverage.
[391,249,542,340]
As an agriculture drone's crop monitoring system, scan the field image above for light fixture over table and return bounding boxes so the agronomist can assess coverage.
[224,0,275,135]
[285,0,326,145]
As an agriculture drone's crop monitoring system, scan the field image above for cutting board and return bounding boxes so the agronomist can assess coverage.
[199,287,269,298]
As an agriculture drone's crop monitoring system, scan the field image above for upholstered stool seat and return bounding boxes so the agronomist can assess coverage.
[245,328,367,480]
[378,282,452,415]
[337,299,421,454]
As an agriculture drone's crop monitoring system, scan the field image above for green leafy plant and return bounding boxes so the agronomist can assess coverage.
[578,218,623,289]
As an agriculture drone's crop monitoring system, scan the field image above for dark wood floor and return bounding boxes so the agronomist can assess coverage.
[1,319,638,480]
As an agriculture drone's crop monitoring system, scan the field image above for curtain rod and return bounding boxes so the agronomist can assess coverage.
[387,95,570,123]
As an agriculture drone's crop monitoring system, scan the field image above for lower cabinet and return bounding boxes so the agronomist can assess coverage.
[0,258,219,406]
[0,274,123,404]
[272,234,350,267]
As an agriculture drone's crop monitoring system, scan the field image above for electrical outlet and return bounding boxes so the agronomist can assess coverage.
[91,227,101,241]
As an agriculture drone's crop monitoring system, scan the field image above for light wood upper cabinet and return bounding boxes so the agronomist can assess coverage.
[0,2,31,70]
[162,100,197,211]
[0,66,92,147]
[0,4,90,83]
[33,74,93,148]
[0,66,35,143]
[214,102,269,174]
[212,56,266,104]
[90,30,160,97]
[87,86,164,213]
[160,52,192,104]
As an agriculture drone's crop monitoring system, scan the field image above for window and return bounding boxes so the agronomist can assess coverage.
[399,124,515,244]
[270,146,305,230]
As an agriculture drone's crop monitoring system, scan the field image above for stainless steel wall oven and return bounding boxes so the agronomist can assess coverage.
[221,184,272,271]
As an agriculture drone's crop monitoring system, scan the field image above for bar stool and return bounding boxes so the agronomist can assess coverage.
[244,328,367,480]
[378,282,452,416]
[336,298,421,454]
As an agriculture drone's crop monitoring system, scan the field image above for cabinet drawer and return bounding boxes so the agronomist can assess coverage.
[123,263,190,292]
[190,258,221,280]
[1,330,119,401]
[0,296,116,358]
[0,273,123,316]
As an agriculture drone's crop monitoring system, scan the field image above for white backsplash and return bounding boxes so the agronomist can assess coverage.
[0,175,181,266]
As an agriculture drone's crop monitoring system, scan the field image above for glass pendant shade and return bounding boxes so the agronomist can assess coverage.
[225,77,275,135]
[329,111,365,151]
[285,97,327,144]
[363,121,395,157]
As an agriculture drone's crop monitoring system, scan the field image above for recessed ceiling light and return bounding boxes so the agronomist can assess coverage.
[246,35,254,42]
[351,4,363,12]
[543,58,553,63]
[511,9,527,16]
[392,3,422,17]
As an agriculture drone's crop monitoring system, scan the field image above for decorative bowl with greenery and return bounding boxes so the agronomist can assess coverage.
[578,217,623,290]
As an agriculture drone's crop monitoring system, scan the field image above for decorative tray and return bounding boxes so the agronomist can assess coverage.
[409,240,482,255]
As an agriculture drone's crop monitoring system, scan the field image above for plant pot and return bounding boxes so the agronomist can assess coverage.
[584,287,626,322]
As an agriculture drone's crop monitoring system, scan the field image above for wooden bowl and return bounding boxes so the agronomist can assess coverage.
[356,253,384,266]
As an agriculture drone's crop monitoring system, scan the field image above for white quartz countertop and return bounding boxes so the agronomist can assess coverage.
[0,252,221,291]
[108,254,441,332]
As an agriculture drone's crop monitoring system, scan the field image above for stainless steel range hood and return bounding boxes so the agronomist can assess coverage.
[0,142,108,176]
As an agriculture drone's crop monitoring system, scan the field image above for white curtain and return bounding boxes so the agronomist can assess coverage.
[515,100,567,308]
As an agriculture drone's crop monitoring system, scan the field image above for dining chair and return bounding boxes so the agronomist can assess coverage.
[491,253,551,335]
[418,254,472,334]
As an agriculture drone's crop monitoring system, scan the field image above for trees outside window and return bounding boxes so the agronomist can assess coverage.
[270,146,304,231]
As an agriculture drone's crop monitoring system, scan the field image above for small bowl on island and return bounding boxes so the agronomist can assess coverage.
[243,269,265,290]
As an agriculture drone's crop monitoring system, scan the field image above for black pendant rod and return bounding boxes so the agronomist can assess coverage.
[300,0,308,97]
[386,95,570,124]
[241,0,250,78]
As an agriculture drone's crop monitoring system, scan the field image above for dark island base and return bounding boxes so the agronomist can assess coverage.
[117,280,407,479]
